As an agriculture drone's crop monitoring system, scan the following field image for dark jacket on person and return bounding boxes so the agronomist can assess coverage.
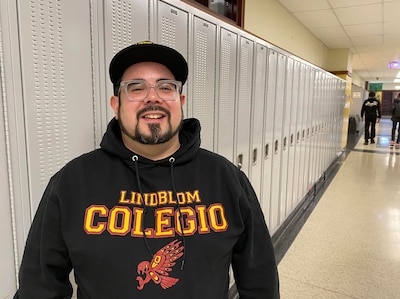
[361,96,381,119]
[14,117,279,299]
[391,97,400,122]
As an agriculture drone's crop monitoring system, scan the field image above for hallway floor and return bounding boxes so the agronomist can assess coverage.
[278,118,400,298]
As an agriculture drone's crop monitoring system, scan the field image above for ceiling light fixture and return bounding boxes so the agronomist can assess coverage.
[388,61,400,69]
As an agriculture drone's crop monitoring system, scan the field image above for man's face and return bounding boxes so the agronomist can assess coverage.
[111,61,185,147]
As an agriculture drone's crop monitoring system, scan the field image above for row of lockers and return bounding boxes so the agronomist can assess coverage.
[0,0,345,295]
[150,0,346,234]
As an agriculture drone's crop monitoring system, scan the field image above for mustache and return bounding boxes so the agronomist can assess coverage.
[137,105,170,118]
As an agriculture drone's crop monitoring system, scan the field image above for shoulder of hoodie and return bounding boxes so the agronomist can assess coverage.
[47,149,114,184]
[197,148,250,183]
[65,148,114,169]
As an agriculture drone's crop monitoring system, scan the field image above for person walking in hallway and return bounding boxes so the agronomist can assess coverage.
[361,91,381,145]
[390,92,400,148]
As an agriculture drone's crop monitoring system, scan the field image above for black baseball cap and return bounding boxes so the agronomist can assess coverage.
[109,41,188,95]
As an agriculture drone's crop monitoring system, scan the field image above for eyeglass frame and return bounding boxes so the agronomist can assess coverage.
[118,79,183,102]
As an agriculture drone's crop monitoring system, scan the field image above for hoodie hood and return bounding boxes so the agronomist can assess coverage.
[100,117,201,165]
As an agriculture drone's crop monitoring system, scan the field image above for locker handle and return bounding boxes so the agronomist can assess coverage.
[264,144,269,159]
[283,136,287,150]
[274,140,278,154]
[290,134,294,146]
[252,148,258,165]
[237,154,243,170]
[297,131,300,143]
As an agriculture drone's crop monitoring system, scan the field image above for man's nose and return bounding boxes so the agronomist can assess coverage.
[145,86,162,102]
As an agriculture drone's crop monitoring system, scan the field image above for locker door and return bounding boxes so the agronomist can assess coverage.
[156,1,188,57]
[215,28,237,162]
[235,36,254,176]
[321,73,327,176]
[280,57,294,221]
[104,0,150,120]
[191,17,216,151]
[298,65,311,199]
[309,69,320,185]
[156,1,189,115]
[5,0,97,271]
[251,43,268,201]
[294,62,306,204]
[286,59,300,215]
[270,52,286,233]
[316,71,325,180]
[261,49,278,227]
[325,75,332,168]
[303,67,314,192]
[18,0,95,219]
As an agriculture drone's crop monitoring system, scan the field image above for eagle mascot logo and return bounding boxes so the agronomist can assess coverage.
[136,239,184,290]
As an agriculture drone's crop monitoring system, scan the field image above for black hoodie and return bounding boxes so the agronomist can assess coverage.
[361,96,381,119]
[15,118,279,299]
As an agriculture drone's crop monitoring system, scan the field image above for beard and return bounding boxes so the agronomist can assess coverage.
[118,105,183,144]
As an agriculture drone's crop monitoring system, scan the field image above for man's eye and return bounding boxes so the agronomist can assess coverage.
[127,84,146,92]
[158,83,175,91]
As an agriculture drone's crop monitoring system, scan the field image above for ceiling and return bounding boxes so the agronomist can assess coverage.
[276,0,400,86]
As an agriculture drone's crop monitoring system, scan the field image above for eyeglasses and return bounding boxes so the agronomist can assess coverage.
[119,79,182,102]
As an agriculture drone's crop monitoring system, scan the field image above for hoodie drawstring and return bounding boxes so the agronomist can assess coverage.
[169,157,186,270]
[132,155,154,259]
[131,155,186,270]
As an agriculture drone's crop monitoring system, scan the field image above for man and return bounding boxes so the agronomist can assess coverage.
[361,90,381,145]
[14,41,279,298]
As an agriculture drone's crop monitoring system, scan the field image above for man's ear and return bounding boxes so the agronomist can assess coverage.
[180,94,186,106]
[110,95,119,119]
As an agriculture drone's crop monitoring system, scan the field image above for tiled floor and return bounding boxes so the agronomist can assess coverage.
[278,118,400,298]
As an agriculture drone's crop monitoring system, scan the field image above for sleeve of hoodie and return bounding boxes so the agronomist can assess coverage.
[232,171,280,299]
[14,173,73,299]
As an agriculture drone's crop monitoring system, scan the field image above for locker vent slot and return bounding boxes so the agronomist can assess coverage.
[111,0,133,51]
[194,29,207,117]
[160,16,176,47]
[30,0,68,185]
[217,37,236,159]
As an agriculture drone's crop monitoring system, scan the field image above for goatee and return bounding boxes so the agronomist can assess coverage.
[118,105,183,144]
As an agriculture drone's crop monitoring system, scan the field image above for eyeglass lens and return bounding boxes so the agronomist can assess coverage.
[122,80,181,101]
